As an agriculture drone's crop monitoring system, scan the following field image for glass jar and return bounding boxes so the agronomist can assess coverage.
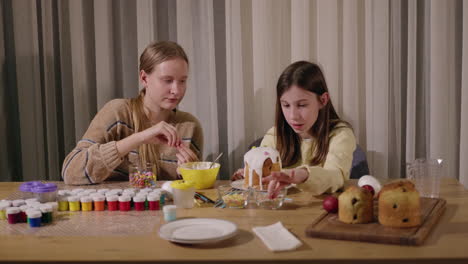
[129,163,157,188]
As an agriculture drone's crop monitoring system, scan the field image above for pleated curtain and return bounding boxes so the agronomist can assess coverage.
[0,0,467,189]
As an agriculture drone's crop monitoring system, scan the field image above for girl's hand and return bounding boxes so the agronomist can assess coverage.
[262,168,308,198]
[231,168,244,181]
[141,121,181,147]
[176,143,199,165]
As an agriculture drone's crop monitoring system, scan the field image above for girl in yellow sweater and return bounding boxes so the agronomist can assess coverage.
[233,61,356,197]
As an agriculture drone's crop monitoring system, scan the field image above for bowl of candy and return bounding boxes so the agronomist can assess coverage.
[178,162,220,189]
[217,185,247,209]
[129,163,157,188]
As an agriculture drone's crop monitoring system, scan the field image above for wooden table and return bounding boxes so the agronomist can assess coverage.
[0,178,468,264]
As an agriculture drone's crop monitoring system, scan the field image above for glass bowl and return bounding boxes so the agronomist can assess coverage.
[255,188,287,210]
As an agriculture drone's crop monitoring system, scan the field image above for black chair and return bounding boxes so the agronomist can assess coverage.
[248,137,369,179]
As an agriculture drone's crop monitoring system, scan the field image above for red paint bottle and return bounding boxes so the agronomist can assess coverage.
[106,195,119,211]
[118,195,131,211]
[133,196,146,211]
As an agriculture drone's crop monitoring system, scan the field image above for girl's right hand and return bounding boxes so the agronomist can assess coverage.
[231,168,244,181]
[141,121,181,147]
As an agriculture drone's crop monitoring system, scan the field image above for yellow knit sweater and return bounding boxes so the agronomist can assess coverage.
[260,125,356,195]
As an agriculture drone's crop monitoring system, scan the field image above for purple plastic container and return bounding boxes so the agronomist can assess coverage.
[19,181,43,199]
[30,183,58,203]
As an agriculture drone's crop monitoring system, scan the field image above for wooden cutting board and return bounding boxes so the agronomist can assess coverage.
[305,197,446,245]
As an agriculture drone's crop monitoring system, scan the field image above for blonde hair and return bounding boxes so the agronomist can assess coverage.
[129,41,189,174]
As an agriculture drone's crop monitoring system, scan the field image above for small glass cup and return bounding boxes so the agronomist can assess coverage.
[129,163,157,188]
[217,185,248,209]
[255,188,287,210]
[406,158,443,198]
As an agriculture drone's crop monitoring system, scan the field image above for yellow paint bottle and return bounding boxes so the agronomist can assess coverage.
[68,196,80,212]
[58,195,69,211]
[0,201,11,220]
[80,196,93,211]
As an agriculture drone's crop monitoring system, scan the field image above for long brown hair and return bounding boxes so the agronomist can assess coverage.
[129,41,189,171]
[275,61,349,167]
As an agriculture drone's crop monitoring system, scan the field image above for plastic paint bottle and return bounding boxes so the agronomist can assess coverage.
[18,205,29,223]
[39,204,53,224]
[6,207,20,224]
[118,195,131,211]
[163,205,176,222]
[106,195,119,211]
[147,194,160,211]
[58,194,69,211]
[27,210,42,228]
[133,196,146,211]
[92,195,105,211]
[0,201,10,220]
[68,196,81,211]
[80,196,93,211]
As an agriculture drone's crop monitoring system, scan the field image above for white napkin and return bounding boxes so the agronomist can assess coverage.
[252,222,303,252]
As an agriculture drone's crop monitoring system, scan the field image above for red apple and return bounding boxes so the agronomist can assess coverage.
[362,185,375,195]
[322,196,338,213]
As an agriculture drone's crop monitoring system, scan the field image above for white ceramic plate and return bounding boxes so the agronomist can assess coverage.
[231,180,293,191]
[159,218,238,244]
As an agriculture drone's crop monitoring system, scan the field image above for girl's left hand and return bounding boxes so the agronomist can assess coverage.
[176,143,199,165]
[262,168,308,198]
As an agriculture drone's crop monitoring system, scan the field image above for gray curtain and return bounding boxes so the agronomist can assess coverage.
[1,0,467,188]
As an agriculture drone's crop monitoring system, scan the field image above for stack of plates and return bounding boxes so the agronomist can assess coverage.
[159,218,238,244]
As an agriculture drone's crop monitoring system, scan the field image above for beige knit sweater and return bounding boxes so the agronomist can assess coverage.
[62,99,203,185]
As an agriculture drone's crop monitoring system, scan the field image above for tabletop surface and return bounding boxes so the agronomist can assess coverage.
[1,178,468,264]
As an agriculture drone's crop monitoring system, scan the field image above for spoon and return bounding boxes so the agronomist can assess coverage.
[209,152,224,168]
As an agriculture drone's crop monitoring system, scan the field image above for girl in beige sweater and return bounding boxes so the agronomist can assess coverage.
[62,41,203,185]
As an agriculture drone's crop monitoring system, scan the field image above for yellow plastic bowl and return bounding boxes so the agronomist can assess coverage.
[178,162,221,190]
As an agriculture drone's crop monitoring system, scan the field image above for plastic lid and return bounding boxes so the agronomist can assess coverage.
[124,188,136,193]
[71,188,84,194]
[97,189,109,194]
[31,183,58,193]
[147,194,160,201]
[133,196,146,203]
[6,207,20,214]
[46,202,59,210]
[19,205,30,211]
[58,190,70,196]
[92,195,105,202]
[106,195,119,202]
[163,205,176,213]
[40,204,53,213]
[123,192,136,198]
[26,210,42,218]
[80,196,92,203]
[110,189,122,194]
[67,196,79,202]
[0,202,11,210]
[58,194,70,201]
[18,181,42,192]
[118,195,131,202]
[135,193,147,199]
[12,200,25,207]
[0,200,12,206]
[25,198,39,203]
[171,180,195,190]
